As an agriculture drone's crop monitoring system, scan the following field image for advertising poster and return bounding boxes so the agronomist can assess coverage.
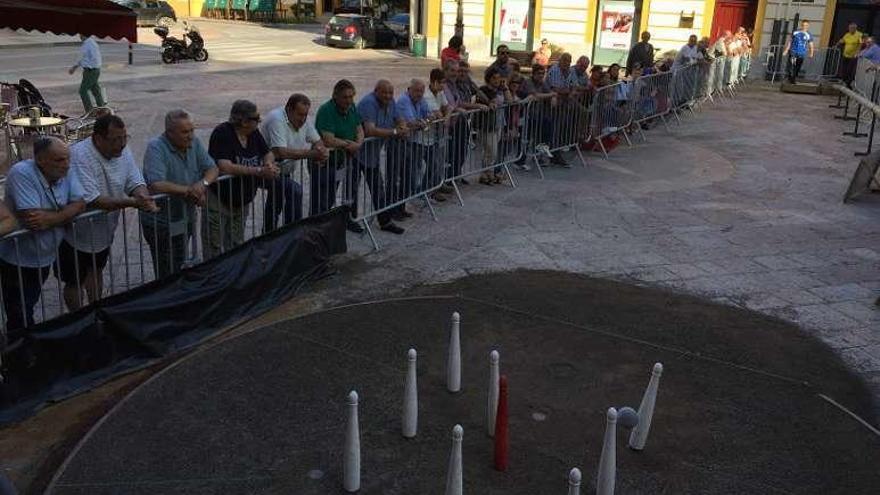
[599,1,635,50]
[498,0,529,44]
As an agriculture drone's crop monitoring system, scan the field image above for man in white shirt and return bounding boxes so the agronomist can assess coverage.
[673,34,701,70]
[63,114,157,309]
[260,93,329,231]
[69,35,106,113]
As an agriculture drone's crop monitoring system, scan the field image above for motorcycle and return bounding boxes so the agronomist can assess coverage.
[154,21,208,64]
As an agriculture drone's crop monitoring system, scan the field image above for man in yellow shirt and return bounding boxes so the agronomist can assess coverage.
[838,22,864,86]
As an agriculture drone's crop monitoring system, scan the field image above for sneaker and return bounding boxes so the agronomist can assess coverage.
[392,209,414,221]
[536,143,553,158]
[379,221,405,235]
[550,155,568,167]
[347,220,365,234]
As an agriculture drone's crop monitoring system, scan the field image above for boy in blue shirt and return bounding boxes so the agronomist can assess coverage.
[783,20,815,84]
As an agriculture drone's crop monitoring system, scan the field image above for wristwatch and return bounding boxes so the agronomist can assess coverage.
[202,179,210,187]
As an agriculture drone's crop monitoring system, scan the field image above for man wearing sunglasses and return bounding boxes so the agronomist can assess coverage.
[488,44,514,80]
[62,114,157,310]
[205,99,278,258]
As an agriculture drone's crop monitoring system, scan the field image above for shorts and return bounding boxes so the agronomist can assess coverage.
[55,239,111,285]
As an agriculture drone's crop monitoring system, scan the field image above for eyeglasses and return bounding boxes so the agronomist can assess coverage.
[498,50,509,55]
[247,115,261,123]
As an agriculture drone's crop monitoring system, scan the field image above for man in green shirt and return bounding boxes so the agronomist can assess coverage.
[314,79,365,231]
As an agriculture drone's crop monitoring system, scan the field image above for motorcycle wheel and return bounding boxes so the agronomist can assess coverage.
[194,49,209,62]
[161,49,175,64]
[389,36,399,49]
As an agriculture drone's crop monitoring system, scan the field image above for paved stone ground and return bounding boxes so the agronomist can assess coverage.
[327,84,880,400]
[2,21,880,490]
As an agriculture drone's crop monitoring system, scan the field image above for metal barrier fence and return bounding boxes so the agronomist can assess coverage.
[520,93,590,178]
[630,70,673,136]
[761,45,841,83]
[831,58,880,157]
[0,58,752,341]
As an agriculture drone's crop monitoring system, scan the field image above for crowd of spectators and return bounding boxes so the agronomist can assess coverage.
[0,30,755,334]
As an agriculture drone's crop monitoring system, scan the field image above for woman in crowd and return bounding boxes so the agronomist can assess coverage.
[608,64,621,83]
[532,38,552,68]
[441,35,464,68]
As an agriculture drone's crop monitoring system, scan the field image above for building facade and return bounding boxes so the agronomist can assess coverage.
[419,0,844,68]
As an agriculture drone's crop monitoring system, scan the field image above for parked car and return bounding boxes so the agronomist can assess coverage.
[334,0,374,16]
[385,13,409,44]
[324,14,399,49]
[113,0,177,27]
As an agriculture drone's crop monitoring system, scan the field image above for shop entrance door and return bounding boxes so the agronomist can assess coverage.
[711,0,758,42]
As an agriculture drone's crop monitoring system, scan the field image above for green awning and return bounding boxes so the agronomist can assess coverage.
[249,0,275,12]
[230,0,247,9]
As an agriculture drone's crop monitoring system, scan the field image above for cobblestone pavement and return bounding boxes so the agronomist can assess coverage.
[6,28,880,396]
[328,84,880,400]
[1,23,879,490]
[14,41,880,395]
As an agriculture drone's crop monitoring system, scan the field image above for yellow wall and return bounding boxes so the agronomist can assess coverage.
[820,0,837,46]
[642,0,709,52]
[701,0,715,37]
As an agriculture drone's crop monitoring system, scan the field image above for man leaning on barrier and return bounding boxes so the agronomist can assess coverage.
[673,35,701,71]
[395,79,438,198]
[355,80,406,233]
[62,114,158,310]
[315,79,365,231]
[1,137,86,333]
[261,94,323,232]
[517,63,555,169]
[860,36,880,65]
[141,109,219,279]
[444,60,488,184]
[204,100,277,258]
[545,53,578,166]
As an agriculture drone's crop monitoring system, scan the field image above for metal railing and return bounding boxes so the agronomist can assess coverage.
[830,57,880,157]
[761,44,841,83]
[0,57,753,343]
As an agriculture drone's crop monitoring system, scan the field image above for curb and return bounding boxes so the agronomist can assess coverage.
[180,15,322,31]
[0,41,81,50]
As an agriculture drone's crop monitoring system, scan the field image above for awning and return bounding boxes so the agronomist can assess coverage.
[0,0,137,42]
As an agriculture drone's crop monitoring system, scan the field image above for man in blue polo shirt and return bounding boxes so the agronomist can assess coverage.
[1,137,85,333]
[141,109,219,279]
[783,19,815,84]
[859,36,880,65]
[395,79,433,211]
[355,80,405,233]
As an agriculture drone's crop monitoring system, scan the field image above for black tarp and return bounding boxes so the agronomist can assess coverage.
[0,207,348,424]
